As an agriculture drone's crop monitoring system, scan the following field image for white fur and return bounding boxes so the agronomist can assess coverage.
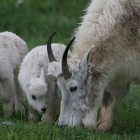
[57,0,140,131]
[18,43,71,122]
[82,108,98,129]
[0,31,28,117]
[71,0,108,60]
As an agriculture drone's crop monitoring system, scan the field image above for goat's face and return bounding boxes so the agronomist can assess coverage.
[46,33,90,127]
[28,77,48,114]
[57,50,89,127]
[57,66,88,127]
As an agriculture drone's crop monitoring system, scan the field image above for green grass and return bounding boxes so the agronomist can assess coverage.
[0,0,140,139]
[0,0,86,49]
[0,84,140,140]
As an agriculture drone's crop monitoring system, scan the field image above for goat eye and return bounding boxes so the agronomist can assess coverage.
[70,86,77,92]
[32,95,36,100]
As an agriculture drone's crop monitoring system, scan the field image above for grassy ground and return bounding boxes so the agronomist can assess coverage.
[0,0,140,140]
[0,0,86,49]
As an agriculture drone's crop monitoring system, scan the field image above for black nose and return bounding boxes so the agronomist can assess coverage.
[41,108,46,113]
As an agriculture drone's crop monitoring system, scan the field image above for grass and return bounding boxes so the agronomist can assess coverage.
[0,84,140,140]
[0,0,86,49]
[0,0,140,139]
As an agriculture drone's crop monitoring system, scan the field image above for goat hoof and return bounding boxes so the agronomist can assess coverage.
[97,121,112,132]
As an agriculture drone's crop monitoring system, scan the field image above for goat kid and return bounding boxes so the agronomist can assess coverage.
[19,34,71,122]
[0,31,28,117]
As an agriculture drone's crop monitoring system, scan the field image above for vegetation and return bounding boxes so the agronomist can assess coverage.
[0,0,86,49]
[0,0,140,139]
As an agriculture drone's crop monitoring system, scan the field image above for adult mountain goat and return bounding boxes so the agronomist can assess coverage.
[0,31,28,117]
[18,36,71,122]
[48,0,140,131]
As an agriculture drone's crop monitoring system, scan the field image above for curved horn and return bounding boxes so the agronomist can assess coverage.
[47,32,57,62]
[62,37,75,80]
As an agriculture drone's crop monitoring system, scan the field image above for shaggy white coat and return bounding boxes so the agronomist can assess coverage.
[0,31,28,117]
[18,44,71,122]
[57,0,140,131]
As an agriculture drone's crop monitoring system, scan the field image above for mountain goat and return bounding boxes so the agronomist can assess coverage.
[0,31,28,117]
[48,0,140,131]
[18,35,71,122]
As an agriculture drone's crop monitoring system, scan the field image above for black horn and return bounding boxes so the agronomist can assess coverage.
[62,37,75,79]
[47,32,57,62]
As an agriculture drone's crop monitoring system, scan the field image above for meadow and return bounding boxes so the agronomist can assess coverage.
[0,0,140,139]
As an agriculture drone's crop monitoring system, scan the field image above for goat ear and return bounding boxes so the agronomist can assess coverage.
[40,68,45,81]
[86,46,94,65]
[79,46,94,72]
